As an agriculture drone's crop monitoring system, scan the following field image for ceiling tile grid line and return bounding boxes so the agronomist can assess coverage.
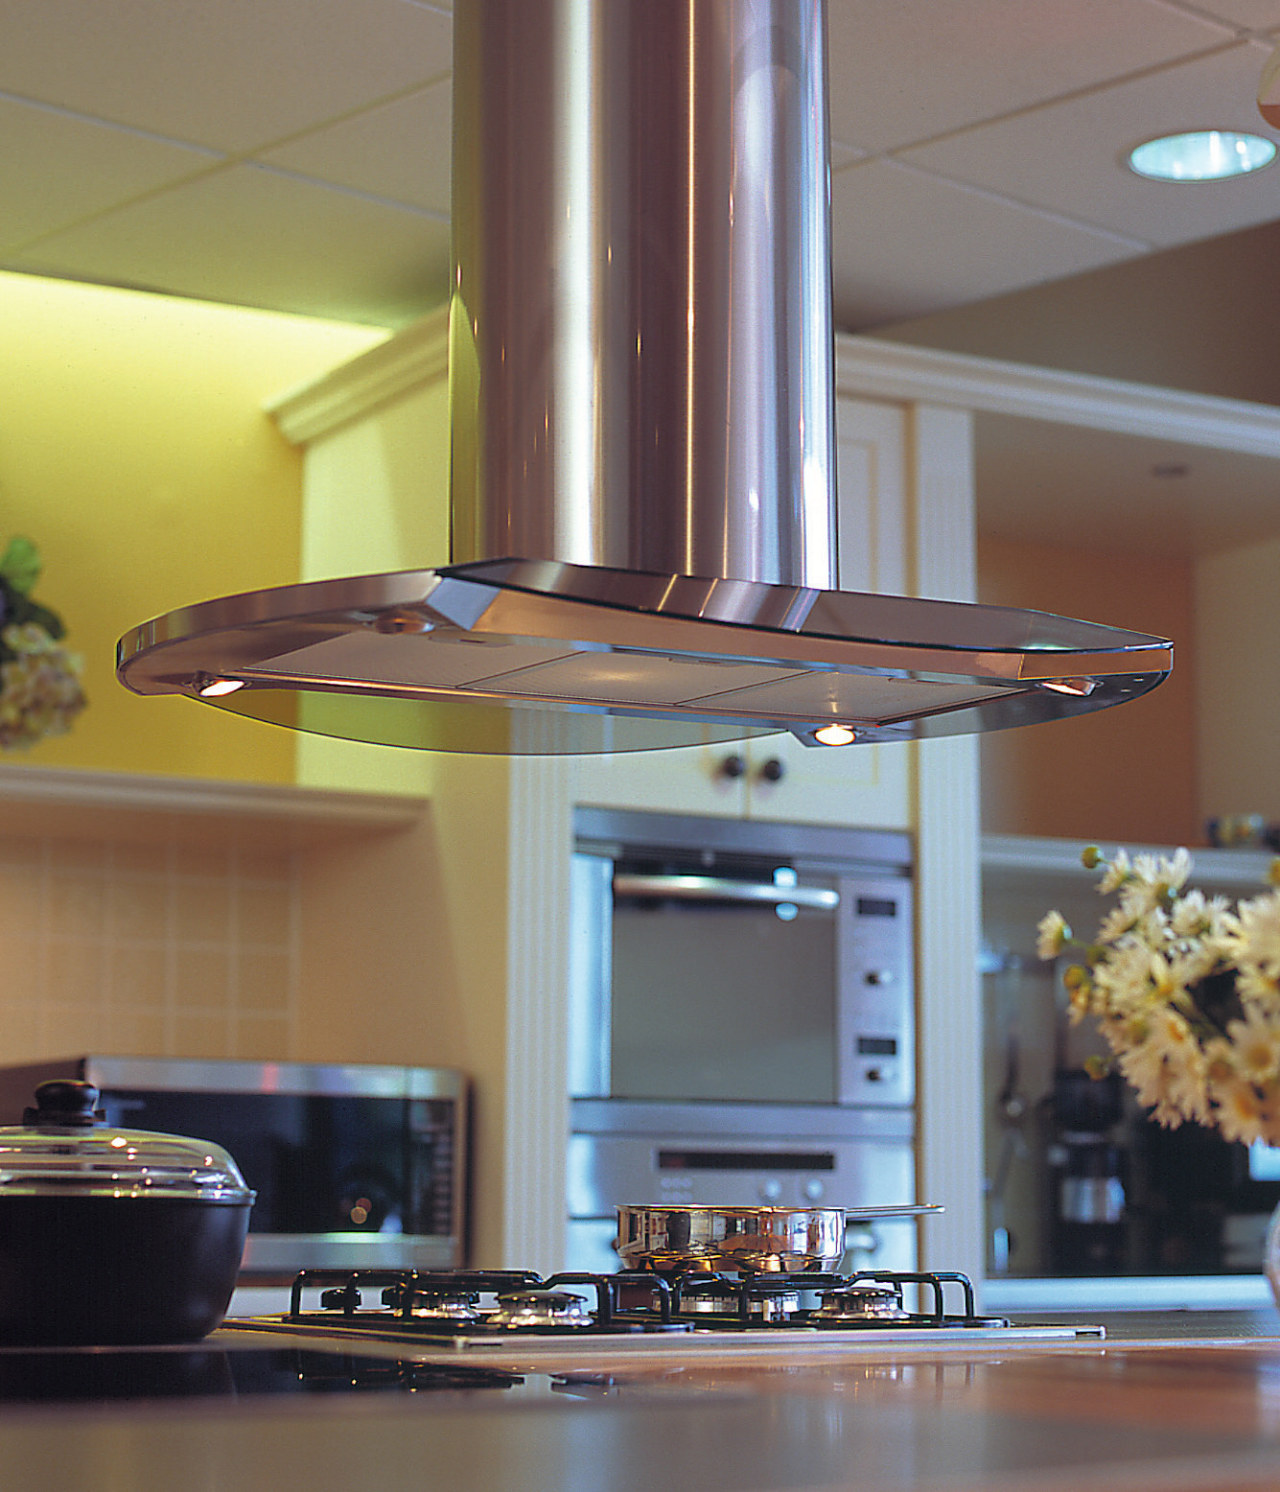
[838,155,1156,253]
[0,79,452,260]
[0,87,228,157]
[0,0,454,154]
[829,37,1258,161]
[0,70,451,190]
[1150,0,1280,40]
[3,155,446,265]
[895,44,1280,249]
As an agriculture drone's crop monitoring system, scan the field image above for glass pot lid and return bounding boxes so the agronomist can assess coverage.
[0,1080,254,1204]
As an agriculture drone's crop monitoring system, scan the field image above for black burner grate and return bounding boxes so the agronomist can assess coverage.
[286,1267,1008,1336]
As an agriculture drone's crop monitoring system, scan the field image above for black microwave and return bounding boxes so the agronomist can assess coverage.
[0,1056,468,1275]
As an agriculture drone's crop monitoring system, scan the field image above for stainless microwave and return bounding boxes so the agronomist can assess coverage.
[0,1057,468,1275]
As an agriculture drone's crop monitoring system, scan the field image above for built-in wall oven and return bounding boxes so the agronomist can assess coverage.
[568,808,915,1272]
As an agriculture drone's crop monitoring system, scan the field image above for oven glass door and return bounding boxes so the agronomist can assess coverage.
[573,851,845,1105]
[612,877,838,1104]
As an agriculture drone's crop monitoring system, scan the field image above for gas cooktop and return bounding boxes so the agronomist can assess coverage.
[229,1267,1105,1362]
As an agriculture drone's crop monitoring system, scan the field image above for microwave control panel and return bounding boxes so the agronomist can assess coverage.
[835,876,913,1107]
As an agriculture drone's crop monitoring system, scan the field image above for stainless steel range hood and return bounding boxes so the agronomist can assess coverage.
[116,0,1171,756]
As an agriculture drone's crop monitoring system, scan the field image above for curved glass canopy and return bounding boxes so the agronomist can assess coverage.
[116,557,1173,756]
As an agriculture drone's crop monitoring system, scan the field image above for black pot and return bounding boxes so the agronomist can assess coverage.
[0,1079,255,1345]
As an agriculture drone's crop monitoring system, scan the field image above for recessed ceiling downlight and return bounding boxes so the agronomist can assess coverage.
[1128,131,1275,182]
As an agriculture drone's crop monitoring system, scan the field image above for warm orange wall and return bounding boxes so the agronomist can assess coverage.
[978,534,1199,847]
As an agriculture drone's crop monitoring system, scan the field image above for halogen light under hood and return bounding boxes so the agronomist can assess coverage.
[115,0,1171,756]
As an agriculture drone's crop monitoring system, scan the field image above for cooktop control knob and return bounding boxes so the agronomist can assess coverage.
[803,1179,825,1201]
[759,1178,782,1202]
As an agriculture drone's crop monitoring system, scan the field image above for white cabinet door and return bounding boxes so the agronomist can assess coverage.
[572,733,749,818]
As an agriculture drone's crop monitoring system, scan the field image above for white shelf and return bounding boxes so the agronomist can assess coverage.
[0,764,426,850]
[982,832,1274,893]
[984,1274,1275,1313]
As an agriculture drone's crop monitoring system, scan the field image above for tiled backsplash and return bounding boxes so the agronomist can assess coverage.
[0,832,300,1062]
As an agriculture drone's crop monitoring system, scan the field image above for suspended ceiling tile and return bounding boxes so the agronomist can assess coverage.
[830,159,1145,329]
[1192,1,1280,26]
[257,80,452,215]
[825,0,1235,155]
[900,45,1280,247]
[12,164,448,327]
[831,140,869,173]
[0,97,218,250]
[0,0,452,153]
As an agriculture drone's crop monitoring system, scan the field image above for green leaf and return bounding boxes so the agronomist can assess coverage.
[0,537,41,597]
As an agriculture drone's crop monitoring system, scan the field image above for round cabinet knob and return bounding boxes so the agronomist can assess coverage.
[759,1178,782,1202]
[758,757,786,783]
[803,1178,825,1201]
[719,753,747,780]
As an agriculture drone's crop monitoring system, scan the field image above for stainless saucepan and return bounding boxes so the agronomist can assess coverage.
[614,1203,941,1274]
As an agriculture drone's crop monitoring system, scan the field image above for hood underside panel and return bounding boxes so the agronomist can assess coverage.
[116,557,1173,756]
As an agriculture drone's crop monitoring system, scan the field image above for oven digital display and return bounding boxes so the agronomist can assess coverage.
[855,896,899,917]
[657,1149,836,1171]
[856,1036,898,1056]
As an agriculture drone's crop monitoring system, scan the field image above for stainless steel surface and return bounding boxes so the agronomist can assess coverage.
[814,1282,910,1322]
[570,811,914,1111]
[451,0,835,590]
[567,818,918,1274]
[79,1056,465,1101]
[569,1097,916,1142]
[114,556,1173,754]
[612,874,840,911]
[614,1204,855,1274]
[113,0,1173,756]
[228,1315,1105,1361]
[0,1057,469,1275]
[575,808,913,869]
[487,1290,593,1330]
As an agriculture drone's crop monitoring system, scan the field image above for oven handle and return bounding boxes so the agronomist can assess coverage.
[612,873,839,910]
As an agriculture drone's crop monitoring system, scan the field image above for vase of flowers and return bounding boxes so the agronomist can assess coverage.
[1039,846,1280,1303]
[0,536,86,750]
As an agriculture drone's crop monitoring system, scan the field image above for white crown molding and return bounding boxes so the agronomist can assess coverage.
[273,316,1280,458]
[268,305,451,446]
[837,334,1280,459]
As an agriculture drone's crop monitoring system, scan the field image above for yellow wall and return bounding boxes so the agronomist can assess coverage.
[978,533,1199,846]
[0,272,384,784]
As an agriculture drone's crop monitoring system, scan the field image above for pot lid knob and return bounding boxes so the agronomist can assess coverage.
[23,1080,104,1128]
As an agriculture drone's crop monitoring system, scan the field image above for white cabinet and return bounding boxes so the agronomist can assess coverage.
[572,395,914,830]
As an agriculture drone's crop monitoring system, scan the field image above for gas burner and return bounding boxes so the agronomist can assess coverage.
[674,1277,793,1324]
[813,1282,909,1324]
[672,1276,801,1324]
[384,1286,482,1324]
[488,1290,594,1330]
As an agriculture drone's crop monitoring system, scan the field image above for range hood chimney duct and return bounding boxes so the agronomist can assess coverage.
[115,0,1171,755]
[450,0,836,590]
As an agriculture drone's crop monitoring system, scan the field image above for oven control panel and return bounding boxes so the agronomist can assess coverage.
[836,876,914,1107]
